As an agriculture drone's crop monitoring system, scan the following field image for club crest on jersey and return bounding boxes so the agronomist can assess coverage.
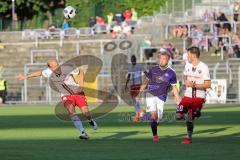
[198,70,202,74]
[164,73,169,77]
[156,76,164,83]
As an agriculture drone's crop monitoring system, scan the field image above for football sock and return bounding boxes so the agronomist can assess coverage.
[134,100,141,113]
[186,121,194,139]
[71,114,85,133]
[88,119,95,127]
[150,119,158,136]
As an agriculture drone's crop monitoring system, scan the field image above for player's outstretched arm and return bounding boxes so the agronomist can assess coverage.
[172,85,181,104]
[16,70,42,80]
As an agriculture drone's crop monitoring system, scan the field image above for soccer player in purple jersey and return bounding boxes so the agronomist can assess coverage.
[136,49,181,142]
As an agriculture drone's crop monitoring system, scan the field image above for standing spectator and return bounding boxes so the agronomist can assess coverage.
[0,79,7,104]
[96,16,105,25]
[115,11,124,25]
[107,12,114,25]
[123,9,132,21]
[131,8,138,21]
[61,19,69,30]
[89,17,96,28]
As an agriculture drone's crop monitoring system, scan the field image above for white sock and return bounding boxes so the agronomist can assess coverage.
[71,114,85,133]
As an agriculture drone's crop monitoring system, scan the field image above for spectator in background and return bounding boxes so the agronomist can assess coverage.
[96,16,105,25]
[107,12,114,25]
[233,2,240,22]
[233,45,240,58]
[212,8,219,21]
[131,8,138,21]
[202,9,210,23]
[48,23,57,32]
[89,17,96,28]
[61,19,69,30]
[217,12,231,33]
[122,22,132,36]
[182,49,188,64]
[111,24,122,39]
[123,9,132,21]
[115,11,124,25]
[232,33,240,45]
[0,78,7,104]
[142,37,154,61]
[191,25,203,47]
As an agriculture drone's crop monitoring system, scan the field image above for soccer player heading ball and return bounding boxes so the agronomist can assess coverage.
[176,46,211,144]
[16,59,97,140]
[136,49,181,142]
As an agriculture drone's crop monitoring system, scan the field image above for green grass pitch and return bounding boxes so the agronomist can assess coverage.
[0,105,239,160]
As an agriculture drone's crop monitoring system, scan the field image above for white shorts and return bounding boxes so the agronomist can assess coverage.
[146,96,165,119]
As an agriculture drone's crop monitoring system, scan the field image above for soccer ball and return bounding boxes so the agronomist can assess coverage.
[63,6,77,19]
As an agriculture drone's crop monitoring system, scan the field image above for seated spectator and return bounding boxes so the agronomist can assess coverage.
[191,26,203,47]
[232,33,240,45]
[0,40,5,49]
[212,8,219,21]
[233,2,240,22]
[202,9,210,23]
[172,25,183,38]
[115,11,124,25]
[217,12,231,33]
[131,8,138,21]
[142,37,154,61]
[233,45,240,58]
[96,16,105,25]
[61,19,69,30]
[122,22,132,36]
[48,23,57,32]
[173,48,182,64]
[123,9,132,21]
[182,49,188,64]
[111,25,122,39]
[89,17,96,28]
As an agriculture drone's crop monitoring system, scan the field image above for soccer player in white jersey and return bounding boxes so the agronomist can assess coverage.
[125,55,144,122]
[176,47,211,144]
[16,59,97,140]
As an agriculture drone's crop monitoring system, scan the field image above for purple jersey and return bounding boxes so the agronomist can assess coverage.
[146,65,177,101]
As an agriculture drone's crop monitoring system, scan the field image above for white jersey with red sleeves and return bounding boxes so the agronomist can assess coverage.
[42,66,81,97]
[183,61,210,98]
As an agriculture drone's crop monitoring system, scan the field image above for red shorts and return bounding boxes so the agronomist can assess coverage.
[61,92,88,108]
[176,96,205,119]
[130,84,141,97]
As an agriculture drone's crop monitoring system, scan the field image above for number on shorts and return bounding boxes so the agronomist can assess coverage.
[177,105,184,112]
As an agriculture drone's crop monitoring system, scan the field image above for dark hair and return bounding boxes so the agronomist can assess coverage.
[187,46,200,58]
[131,55,137,62]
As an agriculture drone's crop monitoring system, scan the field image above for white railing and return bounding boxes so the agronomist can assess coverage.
[30,49,59,64]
